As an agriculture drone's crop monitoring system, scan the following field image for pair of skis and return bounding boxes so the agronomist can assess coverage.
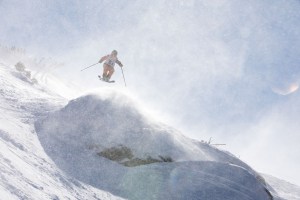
[98,75,115,83]
[81,63,126,86]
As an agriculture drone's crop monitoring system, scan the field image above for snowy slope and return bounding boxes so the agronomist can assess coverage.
[0,61,123,199]
[35,90,274,200]
[263,174,300,200]
[1,49,300,200]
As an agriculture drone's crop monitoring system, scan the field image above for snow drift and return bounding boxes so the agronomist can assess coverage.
[35,90,273,200]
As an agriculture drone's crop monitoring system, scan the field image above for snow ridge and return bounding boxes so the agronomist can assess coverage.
[35,90,274,200]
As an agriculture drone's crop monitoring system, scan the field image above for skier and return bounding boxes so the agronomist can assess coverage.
[98,50,123,82]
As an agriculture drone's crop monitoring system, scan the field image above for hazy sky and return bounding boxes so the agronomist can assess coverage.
[1,0,300,185]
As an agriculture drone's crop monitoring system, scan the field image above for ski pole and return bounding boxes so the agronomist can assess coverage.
[80,62,99,71]
[121,67,127,87]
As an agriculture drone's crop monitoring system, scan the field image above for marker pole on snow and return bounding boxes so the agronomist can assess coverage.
[121,67,127,87]
[80,62,99,71]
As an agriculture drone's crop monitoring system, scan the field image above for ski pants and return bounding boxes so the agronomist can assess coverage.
[103,64,114,79]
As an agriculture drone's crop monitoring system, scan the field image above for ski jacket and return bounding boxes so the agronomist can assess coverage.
[99,54,123,67]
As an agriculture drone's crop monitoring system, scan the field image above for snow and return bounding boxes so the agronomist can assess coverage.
[35,90,272,199]
[263,174,300,200]
[0,58,122,199]
[1,48,300,199]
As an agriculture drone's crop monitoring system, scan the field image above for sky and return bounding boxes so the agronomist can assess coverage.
[1,0,300,185]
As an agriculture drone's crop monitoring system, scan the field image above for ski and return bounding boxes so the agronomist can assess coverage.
[98,75,115,83]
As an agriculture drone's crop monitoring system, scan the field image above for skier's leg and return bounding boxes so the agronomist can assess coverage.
[103,64,110,80]
[107,67,115,80]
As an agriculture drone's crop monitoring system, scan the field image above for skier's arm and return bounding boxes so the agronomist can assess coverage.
[99,55,109,63]
[116,59,123,67]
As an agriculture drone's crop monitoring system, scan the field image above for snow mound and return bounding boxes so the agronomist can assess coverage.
[35,90,274,200]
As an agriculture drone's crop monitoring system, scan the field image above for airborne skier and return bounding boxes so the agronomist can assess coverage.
[98,50,123,82]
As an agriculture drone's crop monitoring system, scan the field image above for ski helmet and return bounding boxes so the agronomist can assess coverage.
[112,50,118,55]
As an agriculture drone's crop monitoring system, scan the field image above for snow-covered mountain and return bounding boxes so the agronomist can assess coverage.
[1,48,300,199]
[0,49,121,200]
